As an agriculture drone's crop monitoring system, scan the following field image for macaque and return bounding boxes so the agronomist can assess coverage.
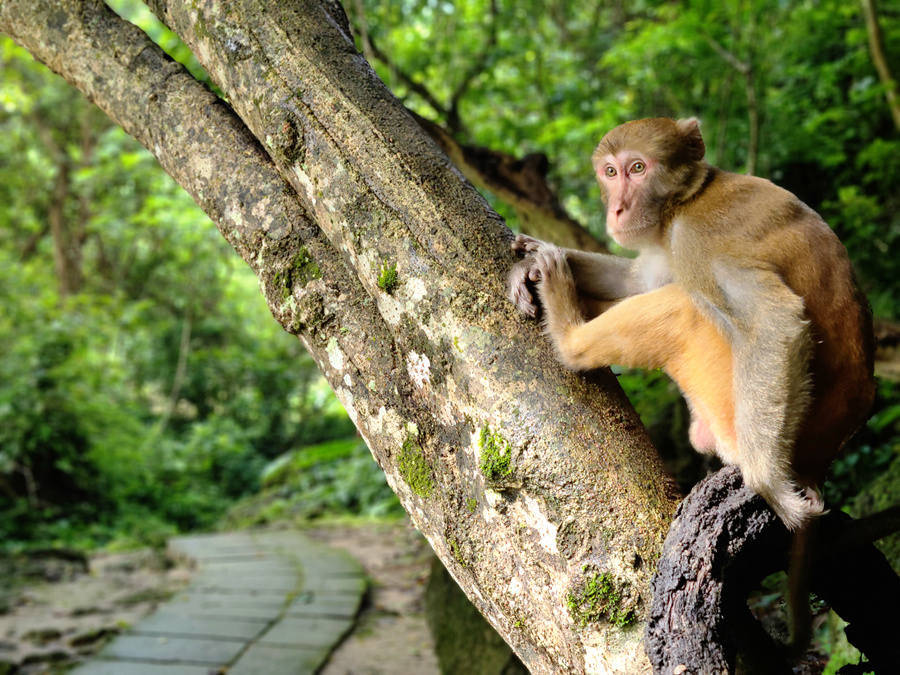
[509,118,875,533]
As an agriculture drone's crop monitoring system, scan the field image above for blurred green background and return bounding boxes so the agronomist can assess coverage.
[1,0,897,583]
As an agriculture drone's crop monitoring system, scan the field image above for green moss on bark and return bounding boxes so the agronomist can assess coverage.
[377,261,398,293]
[478,426,512,481]
[398,436,434,498]
[566,568,635,629]
[274,246,321,299]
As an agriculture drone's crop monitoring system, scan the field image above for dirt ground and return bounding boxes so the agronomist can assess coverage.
[0,549,192,673]
[306,519,441,675]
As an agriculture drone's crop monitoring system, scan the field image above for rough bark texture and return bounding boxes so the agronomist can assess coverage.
[411,112,608,253]
[647,467,900,674]
[1,1,678,671]
[646,467,789,673]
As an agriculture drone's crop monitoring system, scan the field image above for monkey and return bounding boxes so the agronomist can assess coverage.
[509,117,875,648]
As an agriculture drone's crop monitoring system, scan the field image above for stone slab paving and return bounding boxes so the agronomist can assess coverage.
[71,530,366,675]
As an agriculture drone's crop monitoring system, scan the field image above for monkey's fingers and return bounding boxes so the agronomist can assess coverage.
[508,259,540,318]
[533,246,569,283]
[511,234,543,255]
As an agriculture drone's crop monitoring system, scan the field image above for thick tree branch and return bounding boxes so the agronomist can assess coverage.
[648,467,900,673]
[833,505,900,550]
[352,19,605,252]
[142,3,677,669]
[3,0,676,671]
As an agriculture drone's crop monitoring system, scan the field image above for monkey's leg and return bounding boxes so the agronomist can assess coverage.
[534,247,694,369]
[533,246,738,457]
[708,263,818,531]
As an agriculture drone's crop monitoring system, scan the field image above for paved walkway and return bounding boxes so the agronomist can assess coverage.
[72,530,366,675]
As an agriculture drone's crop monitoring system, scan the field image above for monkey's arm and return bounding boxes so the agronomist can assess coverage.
[705,263,817,529]
[510,235,641,318]
[513,234,641,298]
[530,246,687,371]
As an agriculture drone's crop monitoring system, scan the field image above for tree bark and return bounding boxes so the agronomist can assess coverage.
[0,0,677,671]
[648,467,900,674]
[411,112,608,253]
[48,156,84,297]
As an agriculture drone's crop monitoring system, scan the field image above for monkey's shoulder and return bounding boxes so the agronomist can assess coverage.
[676,169,828,243]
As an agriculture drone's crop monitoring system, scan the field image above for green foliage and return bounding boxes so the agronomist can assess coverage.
[478,426,513,481]
[260,437,360,488]
[224,438,402,527]
[826,379,900,509]
[0,34,355,551]
[377,261,398,293]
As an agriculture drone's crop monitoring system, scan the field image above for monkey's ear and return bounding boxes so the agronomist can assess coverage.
[677,117,706,162]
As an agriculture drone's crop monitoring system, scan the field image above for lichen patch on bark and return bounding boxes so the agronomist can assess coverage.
[326,336,346,371]
[406,351,431,388]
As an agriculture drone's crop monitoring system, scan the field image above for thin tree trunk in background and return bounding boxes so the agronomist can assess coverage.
[48,158,83,297]
[743,68,759,176]
[861,0,900,131]
[1,1,677,671]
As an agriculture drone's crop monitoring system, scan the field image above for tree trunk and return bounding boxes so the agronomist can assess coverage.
[48,157,84,297]
[861,0,900,131]
[0,0,677,671]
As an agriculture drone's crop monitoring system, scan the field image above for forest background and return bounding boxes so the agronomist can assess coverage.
[1,0,897,611]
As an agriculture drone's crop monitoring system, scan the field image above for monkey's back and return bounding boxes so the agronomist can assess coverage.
[677,171,875,483]
[776,208,875,482]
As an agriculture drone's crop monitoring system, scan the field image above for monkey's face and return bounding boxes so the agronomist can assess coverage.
[595,150,662,248]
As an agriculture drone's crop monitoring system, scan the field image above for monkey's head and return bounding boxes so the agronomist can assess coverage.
[592,118,706,248]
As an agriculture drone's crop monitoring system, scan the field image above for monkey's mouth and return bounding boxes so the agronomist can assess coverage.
[608,220,653,243]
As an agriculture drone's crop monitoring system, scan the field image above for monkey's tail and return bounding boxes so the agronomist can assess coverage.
[746,474,823,532]
[787,522,817,656]
[744,476,822,655]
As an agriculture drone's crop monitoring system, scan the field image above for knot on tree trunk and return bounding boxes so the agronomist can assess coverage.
[645,466,900,674]
[645,466,789,673]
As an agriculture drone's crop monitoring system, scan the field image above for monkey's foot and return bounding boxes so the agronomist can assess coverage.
[764,482,825,531]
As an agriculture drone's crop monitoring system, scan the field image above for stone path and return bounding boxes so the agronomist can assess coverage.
[71,530,366,675]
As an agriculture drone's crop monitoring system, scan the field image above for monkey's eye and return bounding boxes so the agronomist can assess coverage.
[604,166,617,178]
[630,161,646,174]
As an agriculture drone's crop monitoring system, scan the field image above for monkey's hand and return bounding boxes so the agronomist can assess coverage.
[511,233,548,256]
[533,246,584,340]
[508,256,542,319]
